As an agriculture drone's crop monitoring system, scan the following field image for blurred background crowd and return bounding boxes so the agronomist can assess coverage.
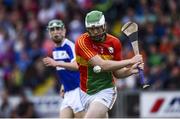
[0,0,180,118]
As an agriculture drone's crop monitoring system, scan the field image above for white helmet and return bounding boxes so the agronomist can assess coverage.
[85,10,106,42]
[85,10,105,28]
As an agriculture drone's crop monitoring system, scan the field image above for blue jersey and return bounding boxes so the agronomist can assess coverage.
[52,38,80,92]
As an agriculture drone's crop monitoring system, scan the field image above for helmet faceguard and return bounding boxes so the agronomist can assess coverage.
[47,19,65,44]
[85,10,106,42]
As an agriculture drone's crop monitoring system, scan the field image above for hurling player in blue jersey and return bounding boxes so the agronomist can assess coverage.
[43,19,84,118]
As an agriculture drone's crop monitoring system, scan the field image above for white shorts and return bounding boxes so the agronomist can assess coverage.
[60,87,84,113]
[80,87,117,111]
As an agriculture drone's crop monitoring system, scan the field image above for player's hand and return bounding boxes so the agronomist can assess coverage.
[43,57,57,67]
[131,54,143,64]
[60,86,65,98]
[130,62,144,74]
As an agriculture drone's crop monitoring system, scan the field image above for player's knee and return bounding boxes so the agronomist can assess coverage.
[85,102,108,118]
[74,111,85,118]
[60,107,74,118]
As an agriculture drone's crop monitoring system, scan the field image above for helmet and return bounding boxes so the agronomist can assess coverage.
[85,10,105,28]
[85,10,106,42]
[47,19,64,30]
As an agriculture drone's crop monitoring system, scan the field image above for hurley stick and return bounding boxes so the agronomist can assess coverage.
[121,22,150,89]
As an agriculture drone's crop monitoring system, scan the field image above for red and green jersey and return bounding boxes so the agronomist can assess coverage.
[75,33,122,95]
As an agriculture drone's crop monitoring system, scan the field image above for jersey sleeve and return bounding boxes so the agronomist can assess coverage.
[113,38,122,61]
[75,35,97,61]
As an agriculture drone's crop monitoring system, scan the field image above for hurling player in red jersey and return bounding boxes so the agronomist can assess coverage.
[75,10,144,118]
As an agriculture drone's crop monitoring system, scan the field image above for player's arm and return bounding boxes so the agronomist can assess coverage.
[43,57,79,71]
[113,62,144,78]
[89,54,142,72]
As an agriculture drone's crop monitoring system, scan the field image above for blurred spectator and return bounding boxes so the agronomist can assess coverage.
[51,0,67,20]
[159,35,173,55]
[12,91,38,118]
[68,12,84,42]
[38,0,56,25]
[0,90,13,118]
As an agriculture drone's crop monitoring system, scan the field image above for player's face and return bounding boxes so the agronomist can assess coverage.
[49,27,66,44]
[86,25,106,42]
